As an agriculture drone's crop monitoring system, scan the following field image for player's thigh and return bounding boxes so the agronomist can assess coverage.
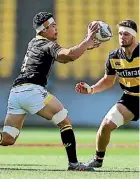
[37,95,70,123]
[116,103,134,123]
[101,103,134,129]
[37,95,64,119]
[4,113,26,130]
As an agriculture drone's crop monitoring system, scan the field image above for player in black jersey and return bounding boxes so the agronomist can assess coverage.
[0,12,101,171]
[75,20,139,168]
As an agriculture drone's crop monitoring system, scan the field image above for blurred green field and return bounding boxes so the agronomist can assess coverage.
[0,128,139,179]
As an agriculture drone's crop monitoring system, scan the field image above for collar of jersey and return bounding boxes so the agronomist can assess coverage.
[36,35,50,41]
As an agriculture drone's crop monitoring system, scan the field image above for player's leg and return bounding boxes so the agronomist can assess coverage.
[0,113,25,146]
[91,94,139,168]
[37,96,78,162]
[95,103,134,164]
[18,84,93,171]
[0,86,26,146]
[36,95,93,171]
[85,101,135,168]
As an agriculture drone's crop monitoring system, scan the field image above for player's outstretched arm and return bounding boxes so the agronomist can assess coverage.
[56,22,101,64]
[75,74,116,94]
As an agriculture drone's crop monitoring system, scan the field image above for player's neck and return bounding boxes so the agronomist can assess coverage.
[36,34,50,41]
[122,42,138,59]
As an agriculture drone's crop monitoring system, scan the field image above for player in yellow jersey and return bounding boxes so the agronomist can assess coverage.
[75,20,139,168]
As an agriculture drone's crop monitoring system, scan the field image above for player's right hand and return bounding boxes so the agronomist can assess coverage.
[75,82,93,94]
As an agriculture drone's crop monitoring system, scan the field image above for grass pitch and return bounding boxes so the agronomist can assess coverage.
[0,128,139,179]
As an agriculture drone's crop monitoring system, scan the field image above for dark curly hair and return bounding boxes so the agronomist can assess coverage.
[33,12,53,30]
[117,20,137,32]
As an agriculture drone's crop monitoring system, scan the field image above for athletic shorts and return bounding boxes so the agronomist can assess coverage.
[117,93,139,121]
[7,84,53,114]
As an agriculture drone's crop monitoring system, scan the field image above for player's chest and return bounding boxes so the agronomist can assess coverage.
[110,57,140,70]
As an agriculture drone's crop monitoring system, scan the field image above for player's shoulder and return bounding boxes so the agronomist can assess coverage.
[135,43,140,51]
[27,37,61,53]
[108,48,122,59]
[137,42,140,46]
[133,42,140,57]
[29,37,51,47]
[28,38,41,47]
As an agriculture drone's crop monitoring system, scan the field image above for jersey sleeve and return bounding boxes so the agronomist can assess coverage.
[49,41,63,59]
[105,54,116,75]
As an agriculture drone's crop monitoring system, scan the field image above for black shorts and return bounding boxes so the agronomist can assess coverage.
[117,93,139,121]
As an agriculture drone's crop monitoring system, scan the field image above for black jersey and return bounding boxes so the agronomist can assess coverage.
[13,36,62,87]
[105,43,140,96]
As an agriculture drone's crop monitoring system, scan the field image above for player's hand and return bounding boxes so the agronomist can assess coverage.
[86,22,101,49]
[87,39,101,50]
[87,22,99,38]
[0,56,3,61]
[75,82,93,94]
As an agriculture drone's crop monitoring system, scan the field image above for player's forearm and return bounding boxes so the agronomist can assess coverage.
[57,39,89,63]
[67,39,89,61]
[91,77,113,93]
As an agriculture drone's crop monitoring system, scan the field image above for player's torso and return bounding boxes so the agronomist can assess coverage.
[13,38,55,87]
[110,44,139,96]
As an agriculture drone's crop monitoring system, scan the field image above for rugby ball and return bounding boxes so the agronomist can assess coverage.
[91,21,113,42]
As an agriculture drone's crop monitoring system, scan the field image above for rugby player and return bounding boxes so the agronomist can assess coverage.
[0,12,101,171]
[75,20,139,168]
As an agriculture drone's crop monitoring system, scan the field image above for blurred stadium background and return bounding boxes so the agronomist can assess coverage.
[0,0,139,128]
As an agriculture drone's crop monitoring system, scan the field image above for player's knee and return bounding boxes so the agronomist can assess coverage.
[0,126,20,146]
[104,106,124,128]
[101,120,116,131]
[52,108,68,125]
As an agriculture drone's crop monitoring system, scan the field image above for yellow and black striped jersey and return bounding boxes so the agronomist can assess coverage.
[105,43,139,96]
